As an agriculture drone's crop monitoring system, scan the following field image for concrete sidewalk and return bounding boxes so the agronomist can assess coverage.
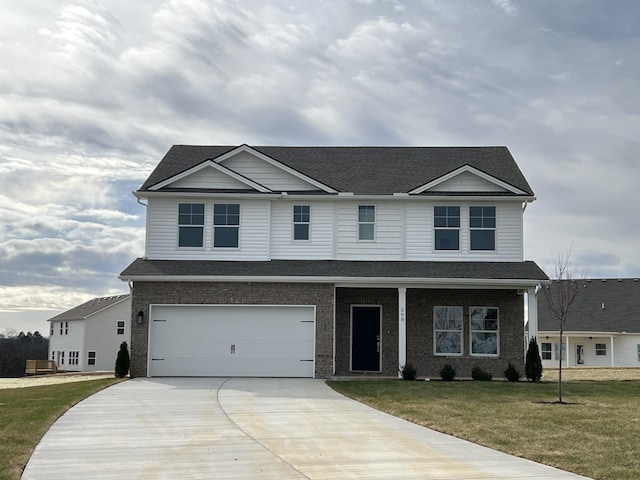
[22,378,591,479]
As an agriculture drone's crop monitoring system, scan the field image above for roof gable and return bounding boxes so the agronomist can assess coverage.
[48,294,130,322]
[140,145,534,197]
[410,165,527,195]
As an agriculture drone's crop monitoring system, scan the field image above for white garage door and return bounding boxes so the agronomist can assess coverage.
[148,305,315,377]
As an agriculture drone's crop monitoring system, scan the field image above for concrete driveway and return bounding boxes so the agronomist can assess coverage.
[23,378,590,479]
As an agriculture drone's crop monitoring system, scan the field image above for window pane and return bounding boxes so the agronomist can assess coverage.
[471,332,498,355]
[294,223,309,240]
[358,205,375,223]
[435,229,459,250]
[214,226,238,247]
[179,226,203,247]
[434,307,462,330]
[359,223,374,240]
[435,331,461,354]
[293,205,310,222]
[179,203,204,226]
[541,343,552,360]
[470,230,495,250]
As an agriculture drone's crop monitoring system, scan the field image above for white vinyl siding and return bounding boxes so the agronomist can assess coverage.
[221,151,314,191]
[270,202,334,259]
[83,298,131,372]
[145,198,269,260]
[169,166,250,189]
[405,201,523,261]
[336,202,402,260]
[429,171,510,192]
[48,319,85,372]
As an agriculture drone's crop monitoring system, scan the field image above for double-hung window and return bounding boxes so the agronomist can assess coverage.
[358,205,375,241]
[595,343,607,356]
[88,351,96,366]
[470,307,499,355]
[637,344,640,362]
[434,306,463,355]
[69,351,79,366]
[178,203,205,247]
[541,342,552,360]
[117,321,125,335]
[470,206,496,251]
[434,206,460,250]
[554,342,566,361]
[293,205,310,241]
[214,203,240,248]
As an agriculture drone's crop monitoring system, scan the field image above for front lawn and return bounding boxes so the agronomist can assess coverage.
[0,378,121,480]
[328,380,640,480]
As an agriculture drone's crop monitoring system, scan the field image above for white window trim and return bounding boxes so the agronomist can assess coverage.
[469,307,499,357]
[433,306,463,356]
[595,343,607,356]
[433,206,461,252]
[293,205,311,242]
[177,202,205,250]
[541,342,552,360]
[358,205,376,241]
[213,203,241,249]
[469,206,497,252]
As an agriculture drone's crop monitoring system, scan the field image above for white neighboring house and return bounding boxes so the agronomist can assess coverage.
[537,279,640,368]
[48,294,131,372]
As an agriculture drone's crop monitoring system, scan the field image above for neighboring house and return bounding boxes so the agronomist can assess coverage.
[119,144,547,378]
[48,294,131,371]
[537,279,640,368]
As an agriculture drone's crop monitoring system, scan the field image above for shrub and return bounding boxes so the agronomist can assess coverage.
[504,363,522,382]
[400,363,417,381]
[525,336,543,382]
[471,366,493,381]
[115,341,130,378]
[439,364,457,381]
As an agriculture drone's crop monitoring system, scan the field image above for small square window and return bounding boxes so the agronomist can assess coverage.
[595,343,606,356]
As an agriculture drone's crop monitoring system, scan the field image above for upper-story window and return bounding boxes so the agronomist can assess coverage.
[117,321,125,335]
[178,203,205,248]
[293,205,310,241]
[470,206,496,251]
[214,203,240,248]
[434,206,460,250]
[358,205,375,241]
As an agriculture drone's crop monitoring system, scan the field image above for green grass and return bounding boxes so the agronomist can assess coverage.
[0,379,122,480]
[328,380,640,480]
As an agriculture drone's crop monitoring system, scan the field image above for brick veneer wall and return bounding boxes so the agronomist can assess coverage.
[407,288,524,378]
[335,287,524,378]
[130,281,334,378]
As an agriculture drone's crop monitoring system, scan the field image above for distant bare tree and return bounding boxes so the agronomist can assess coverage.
[542,248,584,403]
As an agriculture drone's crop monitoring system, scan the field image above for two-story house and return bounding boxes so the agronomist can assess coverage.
[119,145,547,378]
[48,294,131,372]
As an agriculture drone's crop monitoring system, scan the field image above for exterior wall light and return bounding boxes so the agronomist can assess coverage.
[136,311,144,325]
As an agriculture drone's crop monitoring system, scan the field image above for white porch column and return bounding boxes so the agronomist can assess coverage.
[610,335,615,367]
[527,287,539,341]
[398,287,407,378]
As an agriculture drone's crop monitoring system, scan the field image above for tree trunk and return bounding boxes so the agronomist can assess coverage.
[558,331,563,403]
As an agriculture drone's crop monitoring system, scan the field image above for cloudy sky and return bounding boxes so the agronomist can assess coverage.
[1,0,639,335]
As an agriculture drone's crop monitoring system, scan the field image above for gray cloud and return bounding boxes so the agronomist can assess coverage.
[0,0,639,334]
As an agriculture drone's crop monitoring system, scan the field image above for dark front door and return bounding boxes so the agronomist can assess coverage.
[351,306,381,371]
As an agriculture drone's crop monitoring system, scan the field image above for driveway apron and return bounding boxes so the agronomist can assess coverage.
[22,378,590,479]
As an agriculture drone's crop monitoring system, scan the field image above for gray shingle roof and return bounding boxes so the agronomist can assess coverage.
[120,259,547,282]
[140,145,534,196]
[538,279,640,333]
[48,294,129,322]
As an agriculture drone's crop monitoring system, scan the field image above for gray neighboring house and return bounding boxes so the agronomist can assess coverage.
[48,295,131,371]
[120,144,548,379]
[537,279,640,368]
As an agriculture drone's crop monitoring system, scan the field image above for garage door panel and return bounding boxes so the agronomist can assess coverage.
[149,305,315,377]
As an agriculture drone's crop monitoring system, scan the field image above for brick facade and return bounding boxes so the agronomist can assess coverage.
[130,281,334,378]
[335,287,524,378]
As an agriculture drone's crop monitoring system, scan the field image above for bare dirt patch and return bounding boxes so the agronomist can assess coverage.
[541,367,640,382]
[0,372,115,389]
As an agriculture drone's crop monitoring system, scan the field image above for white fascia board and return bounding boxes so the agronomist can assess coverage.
[119,274,541,288]
[148,160,272,192]
[215,145,338,194]
[537,330,634,336]
[409,165,529,195]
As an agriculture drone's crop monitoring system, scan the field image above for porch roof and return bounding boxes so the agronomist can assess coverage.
[120,259,547,286]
